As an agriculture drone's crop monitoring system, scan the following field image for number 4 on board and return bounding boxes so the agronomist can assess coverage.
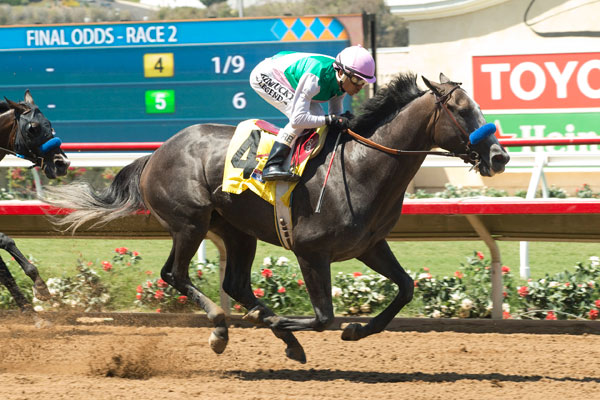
[144,53,174,78]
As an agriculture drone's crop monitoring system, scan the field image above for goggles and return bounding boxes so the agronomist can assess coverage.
[345,73,367,87]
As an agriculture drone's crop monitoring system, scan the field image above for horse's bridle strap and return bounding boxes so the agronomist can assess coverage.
[345,128,464,158]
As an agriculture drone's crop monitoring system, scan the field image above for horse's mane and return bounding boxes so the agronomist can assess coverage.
[351,72,426,137]
[0,101,10,113]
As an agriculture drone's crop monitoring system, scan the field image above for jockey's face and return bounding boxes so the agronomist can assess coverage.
[338,70,366,96]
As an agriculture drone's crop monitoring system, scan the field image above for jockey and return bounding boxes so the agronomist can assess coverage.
[249,44,376,181]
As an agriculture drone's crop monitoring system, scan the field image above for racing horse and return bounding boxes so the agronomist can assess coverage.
[44,73,509,362]
[0,91,70,311]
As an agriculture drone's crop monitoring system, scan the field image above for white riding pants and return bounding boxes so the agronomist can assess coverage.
[250,58,326,146]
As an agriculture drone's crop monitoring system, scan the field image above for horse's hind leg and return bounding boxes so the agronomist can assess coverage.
[160,227,228,354]
[213,218,306,363]
[0,233,50,302]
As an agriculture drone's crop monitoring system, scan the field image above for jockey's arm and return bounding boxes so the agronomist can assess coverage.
[288,73,328,130]
[328,96,344,116]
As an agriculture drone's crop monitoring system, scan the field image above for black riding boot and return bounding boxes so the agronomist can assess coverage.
[262,142,298,181]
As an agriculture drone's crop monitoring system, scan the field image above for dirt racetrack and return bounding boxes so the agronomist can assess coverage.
[1,314,599,400]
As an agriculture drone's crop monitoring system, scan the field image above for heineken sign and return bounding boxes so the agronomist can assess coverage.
[472,52,600,153]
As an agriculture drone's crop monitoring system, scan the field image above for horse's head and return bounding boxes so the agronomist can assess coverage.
[4,91,70,179]
[422,73,510,177]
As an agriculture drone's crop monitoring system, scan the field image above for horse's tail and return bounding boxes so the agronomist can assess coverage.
[43,155,151,232]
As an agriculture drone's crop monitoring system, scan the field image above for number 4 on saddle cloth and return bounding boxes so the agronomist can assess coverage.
[222,119,328,249]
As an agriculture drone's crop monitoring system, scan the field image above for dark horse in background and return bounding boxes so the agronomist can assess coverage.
[45,73,509,363]
[0,91,70,311]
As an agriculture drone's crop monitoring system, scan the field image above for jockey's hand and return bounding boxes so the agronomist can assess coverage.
[340,111,355,120]
[325,114,351,131]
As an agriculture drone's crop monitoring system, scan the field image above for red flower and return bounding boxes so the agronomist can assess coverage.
[156,308,161,313]
[278,287,286,293]
[157,278,168,288]
[132,251,140,257]
[353,272,362,277]
[454,271,464,279]
[154,290,165,300]
[501,266,510,274]
[136,294,142,300]
[177,295,187,304]
[261,269,273,278]
[297,279,304,286]
[145,270,153,275]
[545,311,557,320]
[503,291,508,298]
[87,261,93,266]
[146,281,153,288]
[115,247,128,255]
[476,251,485,260]
[589,309,599,320]
[102,261,113,271]
[595,299,600,308]
[423,267,430,272]
[234,304,241,311]
[414,280,418,287]
[197,269,203,278]
[518,286,529,297]
[136,285,143,293]
[253,288,264,298]
[502,312,511,319]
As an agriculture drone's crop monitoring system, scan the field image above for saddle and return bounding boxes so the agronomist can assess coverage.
[222,119,328,249]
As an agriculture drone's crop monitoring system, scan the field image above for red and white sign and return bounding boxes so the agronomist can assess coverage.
[473,52,600,110]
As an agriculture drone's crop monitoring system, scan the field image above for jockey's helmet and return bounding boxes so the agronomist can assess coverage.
[334,45,376,84]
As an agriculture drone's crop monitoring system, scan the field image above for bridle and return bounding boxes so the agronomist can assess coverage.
[0,106,62,169]
[345,84,481,166]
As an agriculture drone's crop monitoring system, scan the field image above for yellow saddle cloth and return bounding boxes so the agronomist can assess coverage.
[222,119,327,207]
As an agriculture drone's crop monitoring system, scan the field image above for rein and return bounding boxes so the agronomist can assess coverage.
[344,86,478,164]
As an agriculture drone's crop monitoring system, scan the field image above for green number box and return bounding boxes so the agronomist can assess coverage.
[145,90,175,114]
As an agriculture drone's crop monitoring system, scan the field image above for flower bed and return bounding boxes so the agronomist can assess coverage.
[4,246,597,321]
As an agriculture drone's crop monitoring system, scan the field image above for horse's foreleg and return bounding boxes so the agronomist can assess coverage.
[0,257,33,311]
[215,224,306,363]
[0,233,50,301]
[251,254,335,333]
[344,240,414,341]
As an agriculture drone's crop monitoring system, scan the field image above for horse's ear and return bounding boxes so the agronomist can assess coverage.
[422,76,442,95]
[439,73,451,84]
[4,97,27,113]
[24,90,35,105]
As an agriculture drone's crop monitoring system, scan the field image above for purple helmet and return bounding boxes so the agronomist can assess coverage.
[335,45,376,84]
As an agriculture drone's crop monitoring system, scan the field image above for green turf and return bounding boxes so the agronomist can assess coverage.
[9,237,600,281]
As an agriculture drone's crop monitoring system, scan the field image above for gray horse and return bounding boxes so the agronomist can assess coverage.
[45,73,509,363]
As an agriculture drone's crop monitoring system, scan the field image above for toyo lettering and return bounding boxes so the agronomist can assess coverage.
[473,53,600,110]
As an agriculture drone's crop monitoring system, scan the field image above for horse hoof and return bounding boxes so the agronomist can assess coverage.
[285,345,307,364]
[209,330,228,354]
[341,323,364,341]
[33,279,51,301]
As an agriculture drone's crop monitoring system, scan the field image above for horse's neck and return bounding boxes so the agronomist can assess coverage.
[348,93,436,179]
[0,110,17,161]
